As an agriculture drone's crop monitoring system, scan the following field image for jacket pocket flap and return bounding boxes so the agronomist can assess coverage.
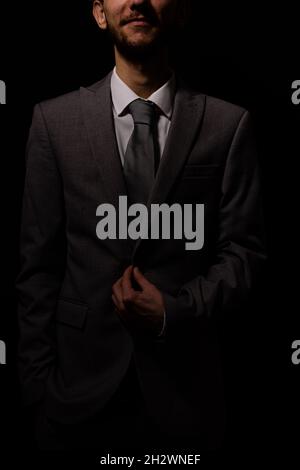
[56,299,88,329]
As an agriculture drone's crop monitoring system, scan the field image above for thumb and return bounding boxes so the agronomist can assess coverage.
[133,267,152,290]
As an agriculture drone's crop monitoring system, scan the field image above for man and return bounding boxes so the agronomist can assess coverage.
[16,0,266,451]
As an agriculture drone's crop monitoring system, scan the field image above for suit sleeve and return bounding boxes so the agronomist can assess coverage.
[15,103,66,406]
[161,110,267,336]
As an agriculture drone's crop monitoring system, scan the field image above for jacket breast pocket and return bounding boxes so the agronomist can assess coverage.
[56,298,88,329]
[172,165,222,203]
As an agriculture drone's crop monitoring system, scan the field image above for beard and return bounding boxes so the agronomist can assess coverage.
[106,21,176,62]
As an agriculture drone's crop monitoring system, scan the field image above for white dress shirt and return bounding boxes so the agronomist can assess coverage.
[110,66,176,164]
[110,66,176,337]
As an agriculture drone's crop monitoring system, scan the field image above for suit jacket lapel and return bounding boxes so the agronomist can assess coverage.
[80,71,128,208]
[132,78,206,259]
[149,79,206,206]
[80,71,137,260]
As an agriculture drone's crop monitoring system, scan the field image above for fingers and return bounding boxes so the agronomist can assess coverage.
[121,265,135,304]
[112,265,136,313]
[112,265,151,313]
[133,267,152,290]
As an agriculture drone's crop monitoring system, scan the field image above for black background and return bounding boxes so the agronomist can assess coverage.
[0,0,299,463]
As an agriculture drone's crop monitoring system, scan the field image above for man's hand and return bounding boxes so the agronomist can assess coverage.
[112,265,165,337]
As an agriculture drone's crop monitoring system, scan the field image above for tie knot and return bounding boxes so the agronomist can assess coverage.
[128,99,156,126]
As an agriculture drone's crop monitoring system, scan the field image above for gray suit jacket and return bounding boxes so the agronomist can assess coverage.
[16,69,266,447]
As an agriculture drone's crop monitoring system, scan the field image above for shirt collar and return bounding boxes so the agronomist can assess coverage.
[111,66,175,119]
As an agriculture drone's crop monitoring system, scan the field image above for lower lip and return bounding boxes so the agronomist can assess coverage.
[127,20,150,26]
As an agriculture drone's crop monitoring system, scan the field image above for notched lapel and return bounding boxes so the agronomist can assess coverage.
[80,72,135,261]
[132,82,207,259]
[149,83,206,207]
[80,72,128,208]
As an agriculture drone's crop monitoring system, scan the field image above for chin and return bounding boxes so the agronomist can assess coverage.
[113,28,165,60]
[127,38,156,49]
[125,30,157,42]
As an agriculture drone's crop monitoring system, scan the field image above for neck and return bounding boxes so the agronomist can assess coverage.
[114,47,172,99]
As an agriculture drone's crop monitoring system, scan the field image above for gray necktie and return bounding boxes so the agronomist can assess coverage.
[124,98,159,205]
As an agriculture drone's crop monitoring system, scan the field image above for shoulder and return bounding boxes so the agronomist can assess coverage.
[193,90,248,124]
[177,77,248,128]
[176,79,254,149]
[204,94,247,121]
[203,94,251,139]
[36,89,80,119]
[190,89,251,139]
[35,72,111,123]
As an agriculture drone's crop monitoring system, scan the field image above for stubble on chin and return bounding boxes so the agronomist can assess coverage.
[107,24,168,61]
